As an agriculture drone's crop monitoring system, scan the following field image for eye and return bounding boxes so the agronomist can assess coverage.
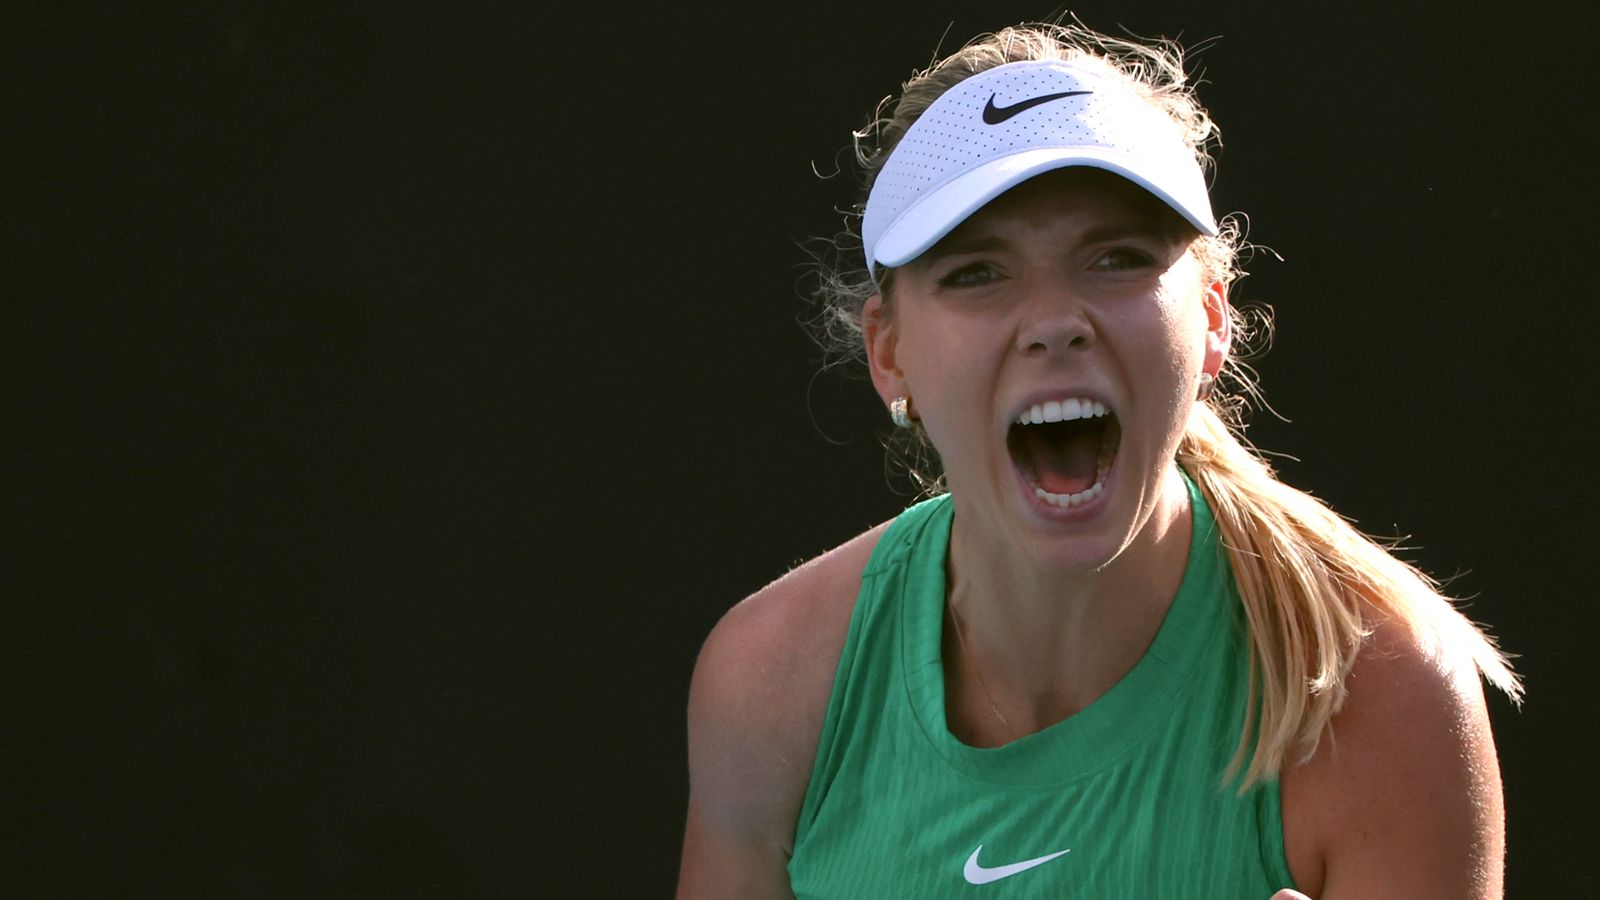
[1090,246,1158,272]
[935,261,1001,288]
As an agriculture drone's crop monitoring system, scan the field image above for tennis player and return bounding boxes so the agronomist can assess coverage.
[678,21,1519,899]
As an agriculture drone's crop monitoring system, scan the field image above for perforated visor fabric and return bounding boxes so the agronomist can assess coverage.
[861,60,1217,274]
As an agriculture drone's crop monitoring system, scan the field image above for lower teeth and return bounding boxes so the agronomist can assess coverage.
[1034,481,1102,508]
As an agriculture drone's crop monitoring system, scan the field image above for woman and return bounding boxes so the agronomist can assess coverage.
[678,22,1519,899]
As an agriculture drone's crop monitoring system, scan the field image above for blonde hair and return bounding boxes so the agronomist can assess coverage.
[810,21,1521,787]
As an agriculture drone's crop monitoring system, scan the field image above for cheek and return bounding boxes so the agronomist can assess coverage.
[1152,278,1211,368]
[1107,295,1194,377]
[893,317,997,459]
[1119,289,1207,429]
[1156,306,1204,369]
[898,311,988,389]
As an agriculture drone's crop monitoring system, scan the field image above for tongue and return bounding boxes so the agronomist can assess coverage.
[1023,426,1100,495]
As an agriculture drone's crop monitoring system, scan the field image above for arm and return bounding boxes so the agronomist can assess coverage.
[676,526,885,899]
[676,604,808,899]
[1280,616,1506,899]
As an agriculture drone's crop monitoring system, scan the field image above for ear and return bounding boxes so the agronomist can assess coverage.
[1201,280,1231,378]
[863,294,909,410]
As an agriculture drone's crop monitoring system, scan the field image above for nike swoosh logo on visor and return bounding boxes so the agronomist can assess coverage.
[962,845,1072,884]
[981,90,1092,124]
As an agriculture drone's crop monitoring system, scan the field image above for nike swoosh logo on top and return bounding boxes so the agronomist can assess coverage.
[962,844,1072,884]
[981,90,1092,124]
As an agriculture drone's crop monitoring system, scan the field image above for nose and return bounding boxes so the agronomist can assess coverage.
[1015,278,1094,356]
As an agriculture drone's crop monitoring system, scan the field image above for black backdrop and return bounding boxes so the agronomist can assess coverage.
[9,2,1596,896]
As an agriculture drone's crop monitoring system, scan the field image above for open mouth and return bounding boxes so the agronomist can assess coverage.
[1008,398,1121,509]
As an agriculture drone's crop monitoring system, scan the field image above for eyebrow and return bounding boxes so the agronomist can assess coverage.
[1079,217,1175,243]
[923,215,1179,261]
[923,233,1009,258]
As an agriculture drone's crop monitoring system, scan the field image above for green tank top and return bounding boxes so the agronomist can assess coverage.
[788,474,1297,897]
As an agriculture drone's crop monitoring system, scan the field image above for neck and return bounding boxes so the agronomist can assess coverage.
[941,466,1194,740]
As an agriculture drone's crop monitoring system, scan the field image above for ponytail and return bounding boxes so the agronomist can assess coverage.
[1178,405,1522,788]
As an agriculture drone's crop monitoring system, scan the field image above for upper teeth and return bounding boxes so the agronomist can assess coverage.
[1016,398,1108,425]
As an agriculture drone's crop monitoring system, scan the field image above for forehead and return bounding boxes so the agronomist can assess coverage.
[936,167,1192,244]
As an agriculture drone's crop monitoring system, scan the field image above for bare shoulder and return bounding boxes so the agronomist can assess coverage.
[1281,611,1503,899]
[677,521,891,897]
[689,520,892,803]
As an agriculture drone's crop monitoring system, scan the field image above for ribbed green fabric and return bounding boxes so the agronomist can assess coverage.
[789,473,1296,898]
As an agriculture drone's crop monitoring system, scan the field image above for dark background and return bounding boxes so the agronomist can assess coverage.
[8,2,1595,896]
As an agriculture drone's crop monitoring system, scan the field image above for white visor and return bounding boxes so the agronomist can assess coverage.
[861,59,1217,278]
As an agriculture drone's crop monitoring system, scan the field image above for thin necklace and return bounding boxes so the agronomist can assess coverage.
[948,601,1012,733]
